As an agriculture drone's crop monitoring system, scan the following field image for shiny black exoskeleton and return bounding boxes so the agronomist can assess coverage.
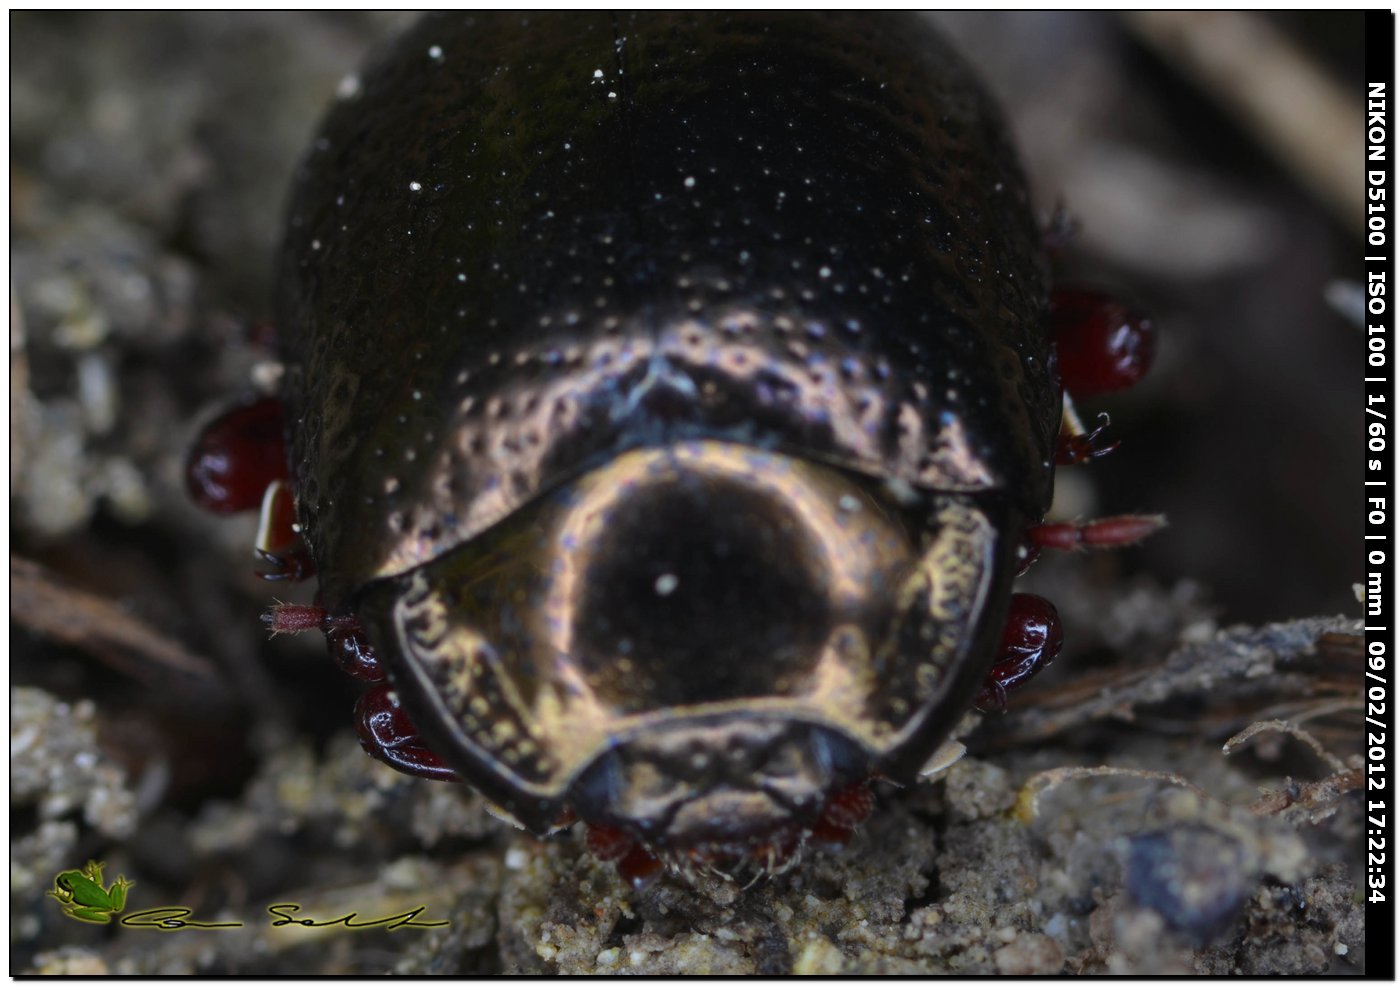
[275,12,1063,877]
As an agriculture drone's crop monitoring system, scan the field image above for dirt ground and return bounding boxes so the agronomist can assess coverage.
[11,12,1368,975]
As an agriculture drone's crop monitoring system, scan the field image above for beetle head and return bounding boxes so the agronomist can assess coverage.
[360,439,1012,874]
[569,715,869,878]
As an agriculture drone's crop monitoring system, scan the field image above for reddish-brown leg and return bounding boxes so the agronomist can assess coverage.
[616,845,665,890]
[585,783,877,885]
[264,603,385,682]
[975,593,1063,713]
[808,781,876,850]
[1000,288,1159,708]
[1028,514,1167,552]
[585,823,634,862]
[191,396,452,781]
[1055,413,1120,465]
[1049,287,1155,398]
[325,619,386,683]
[254,476,315,582]
[266,604,453,781]
[186,396,289,513]
[354,684,459,782]
[582,823,663,888]
[186,396,317,582]
[1018,514,1167,574]
[1047,285,1155,469]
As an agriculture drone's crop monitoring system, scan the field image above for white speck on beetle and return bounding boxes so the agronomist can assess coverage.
[593,68,604,79]
[310,239,321,251]
[336,73,361,100]
[607,91,618,99]
[819,265,832,278]
[883,477,921,506]
[655,573,679,596]
[428,45,443,60]
[409,181,422,192]
[683,176,696,188]
[838,494,860,513]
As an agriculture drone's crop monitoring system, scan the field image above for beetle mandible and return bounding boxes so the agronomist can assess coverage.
[188,11,1159,887]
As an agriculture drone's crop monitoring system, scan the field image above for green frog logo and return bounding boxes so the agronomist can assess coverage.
[48,860,134,924]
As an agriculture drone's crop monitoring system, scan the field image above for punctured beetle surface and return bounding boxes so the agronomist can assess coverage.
[276,11,1066,879]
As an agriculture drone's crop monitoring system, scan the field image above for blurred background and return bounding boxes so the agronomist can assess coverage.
[9,11,1369,971]
[931,11,1366,628]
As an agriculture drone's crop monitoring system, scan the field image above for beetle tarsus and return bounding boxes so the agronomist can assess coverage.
[263,602,328,635]
[262,604,384,681]
[1027,514,1167,553]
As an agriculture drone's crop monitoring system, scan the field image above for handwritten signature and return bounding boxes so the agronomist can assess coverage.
[119,904,448,932]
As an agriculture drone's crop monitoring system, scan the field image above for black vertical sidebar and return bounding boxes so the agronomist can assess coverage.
[1364,10,1395,982]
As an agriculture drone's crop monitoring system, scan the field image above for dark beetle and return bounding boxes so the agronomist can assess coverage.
[219,11,1154,883]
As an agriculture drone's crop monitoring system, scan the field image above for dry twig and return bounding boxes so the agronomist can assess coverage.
[11,554,218,681]
[1124,11,1363,235]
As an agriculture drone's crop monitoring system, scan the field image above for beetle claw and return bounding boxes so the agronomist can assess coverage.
[255,547,316,582]
[1056,413,1121,465]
